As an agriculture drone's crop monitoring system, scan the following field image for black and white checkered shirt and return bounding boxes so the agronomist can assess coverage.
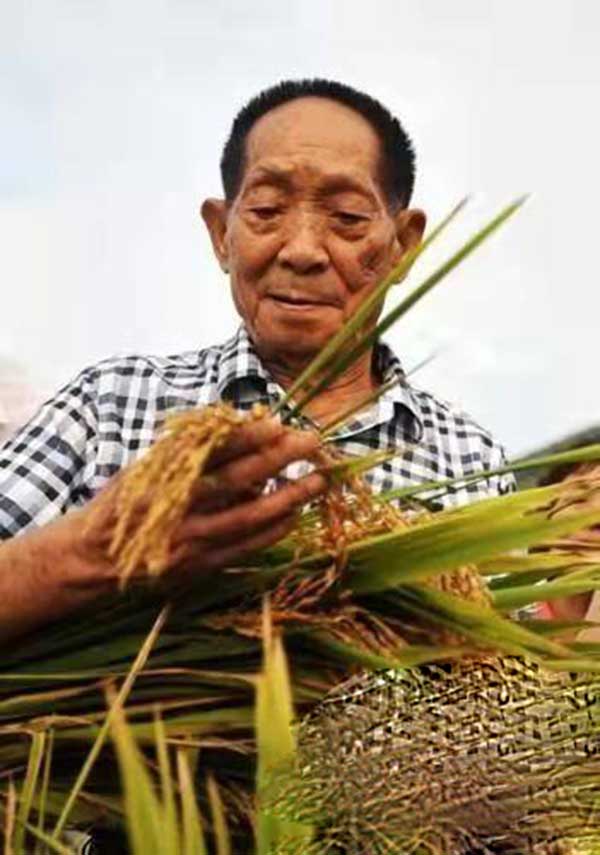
[0,326,514,539]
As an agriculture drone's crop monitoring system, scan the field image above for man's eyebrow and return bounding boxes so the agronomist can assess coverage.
[317,174,378,203]
[244,167,295,190]
[243,167,378,203]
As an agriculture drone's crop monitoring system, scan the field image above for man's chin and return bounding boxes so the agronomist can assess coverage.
[251,319,339,366]
[251,304,343,363]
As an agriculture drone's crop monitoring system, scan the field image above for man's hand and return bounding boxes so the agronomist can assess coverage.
[0,417,326,640]
[81,415,326,578]
[171,417,326,571]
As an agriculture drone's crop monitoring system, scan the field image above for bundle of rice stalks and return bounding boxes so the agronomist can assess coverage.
[104,402,252,584]
[261,469,600,854]
[3,198,600,853]
[3,423,600,853]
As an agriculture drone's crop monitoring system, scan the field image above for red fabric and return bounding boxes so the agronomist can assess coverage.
[536,601,555,620]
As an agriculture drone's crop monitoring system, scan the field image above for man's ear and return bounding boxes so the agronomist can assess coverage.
[201,198,230,273]
[394,207,427,257]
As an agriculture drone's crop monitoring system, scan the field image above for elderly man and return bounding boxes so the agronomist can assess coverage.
[0,79,515,641]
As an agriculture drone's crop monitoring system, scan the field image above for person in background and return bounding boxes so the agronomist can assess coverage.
[535,458,600,640]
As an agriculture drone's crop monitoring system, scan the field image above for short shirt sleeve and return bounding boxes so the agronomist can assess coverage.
[0,368,99,539]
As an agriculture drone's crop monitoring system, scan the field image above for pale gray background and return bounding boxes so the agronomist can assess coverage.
[1,0,598,454]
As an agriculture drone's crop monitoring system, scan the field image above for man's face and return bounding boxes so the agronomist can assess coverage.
[203,97,425,364]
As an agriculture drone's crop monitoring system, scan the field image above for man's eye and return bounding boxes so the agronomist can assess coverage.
[250,206,280,220]
[334,211,368,226]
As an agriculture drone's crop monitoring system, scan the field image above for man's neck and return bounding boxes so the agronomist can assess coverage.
[261,348,378,427]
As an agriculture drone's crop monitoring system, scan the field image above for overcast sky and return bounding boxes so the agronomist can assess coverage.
[1,0,599,455]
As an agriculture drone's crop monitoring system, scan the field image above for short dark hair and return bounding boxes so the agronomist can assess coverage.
[220,78,416,210]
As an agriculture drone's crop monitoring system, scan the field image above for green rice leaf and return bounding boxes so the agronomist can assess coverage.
[13,730,45,853]
[493,554,600,591]
[34,729,54,855]
[347,481,600,594]
[493,577,600,611]
[53,706,255,744]
[389,586,570,659]
[154,711,178,851]
[309,632,472,669]
[109,692,167,855]
[255,601,313,854]
[519,618,600,636]
[50,605,170,841]
[380,443,600,505]
[485,555,600,591]
[3,777,17,854]
[177,748,207,855]
[206,773,231,855]
[19,821,75,855]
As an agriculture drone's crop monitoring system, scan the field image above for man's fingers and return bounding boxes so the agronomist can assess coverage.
[191,481,267,514]
[206,416,286,468]
[177,471,326,544]
[175,513,297,576]
[194,429,321,505]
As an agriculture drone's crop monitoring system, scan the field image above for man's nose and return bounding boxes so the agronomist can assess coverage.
[277,214,329,274]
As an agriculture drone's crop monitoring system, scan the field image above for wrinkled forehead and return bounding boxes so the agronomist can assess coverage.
[243,97,383,190]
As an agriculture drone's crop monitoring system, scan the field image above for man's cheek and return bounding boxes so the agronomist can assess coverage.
[341,242,392,294]
[364,228,398,269]
[229,277,251,319]
[229,259,261,312]
[231,233,280,278]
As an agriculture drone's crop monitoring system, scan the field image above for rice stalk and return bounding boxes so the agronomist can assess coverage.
[49,605,169,842]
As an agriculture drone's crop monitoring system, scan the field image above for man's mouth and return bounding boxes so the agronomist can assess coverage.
[266,292,339,310]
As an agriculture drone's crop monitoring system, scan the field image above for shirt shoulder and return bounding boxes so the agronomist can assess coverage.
[405,383,515,505]
[0,341,231,537]
[84,343,224,394]
[68,342,231,427]
[410,385,500,453]
[372,338,507,467]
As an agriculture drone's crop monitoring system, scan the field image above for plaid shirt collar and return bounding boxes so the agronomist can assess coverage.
[215,325,424,441]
